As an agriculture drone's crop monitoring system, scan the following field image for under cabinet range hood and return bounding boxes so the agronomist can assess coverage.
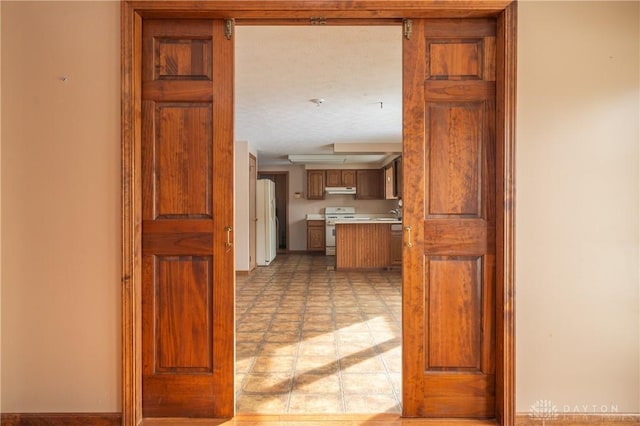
[325,186,356,195]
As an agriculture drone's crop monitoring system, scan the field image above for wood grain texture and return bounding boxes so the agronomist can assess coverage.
[423,219,495,255]
[495,2,517,424]
[355,169,383,200]
[154,256,213,372]
[427,257,482,369]
[401,16,428,417]
[155,103,213,218]
[156,38,212,80]
[128,1,513,19]
[141,18,234,418]
[306,220,325,251]
[325,169,355,187]
[120,2,142,425]
[427,102,483,216]
[335,223,391,270]
[403,18,497,418]
[306,170,325,199]
[428,41,483,80]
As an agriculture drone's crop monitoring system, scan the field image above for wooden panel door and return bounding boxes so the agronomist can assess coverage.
[141,19,234,418]
[402,19,496,418]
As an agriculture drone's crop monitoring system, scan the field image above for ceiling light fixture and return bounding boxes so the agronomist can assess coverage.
[288,154,346,164]
[309,98,325,107]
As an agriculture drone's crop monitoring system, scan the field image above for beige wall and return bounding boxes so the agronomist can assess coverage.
[0,0,638,416]
[516,0,639,413]
[0,0,3,414]
[1,1,121,412]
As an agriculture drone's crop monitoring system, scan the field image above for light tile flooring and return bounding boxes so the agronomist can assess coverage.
[236,254,402,415]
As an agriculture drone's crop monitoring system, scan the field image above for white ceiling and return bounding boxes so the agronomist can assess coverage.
[235,25,403,166]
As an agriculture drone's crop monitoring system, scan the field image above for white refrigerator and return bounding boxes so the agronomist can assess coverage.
[256,179,277,266]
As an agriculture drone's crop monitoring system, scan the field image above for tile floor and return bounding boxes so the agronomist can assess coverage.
[236,254,402,415]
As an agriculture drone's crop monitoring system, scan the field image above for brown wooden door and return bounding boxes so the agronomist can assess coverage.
[402,19,496,418]
[141,19,234,418]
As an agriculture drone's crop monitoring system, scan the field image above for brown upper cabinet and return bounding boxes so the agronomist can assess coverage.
[306,170,325,200]
[356,169,383,200]
[384,163,396,200]
[326,169,356,187]
[384,157,403,200]
[394,156,403,198]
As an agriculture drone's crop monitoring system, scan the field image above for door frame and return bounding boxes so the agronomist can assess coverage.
[121,2,517,425]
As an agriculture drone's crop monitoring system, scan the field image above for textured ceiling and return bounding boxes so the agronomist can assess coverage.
[235,26,403,166]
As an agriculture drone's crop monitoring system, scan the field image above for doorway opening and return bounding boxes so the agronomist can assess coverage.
[236,24,403,415]
[258,172,289,253]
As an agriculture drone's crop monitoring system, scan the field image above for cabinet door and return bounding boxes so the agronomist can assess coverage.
[356,169,383,200]
[342,170,357,186]
[390,230,402,265]
[325,170,342,187]
[307,170,325,199]
[384,164,396,200]
[306,221,325,251]
[394,157,403,198]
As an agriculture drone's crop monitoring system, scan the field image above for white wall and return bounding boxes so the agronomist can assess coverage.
[235,141,251,271]
[0,0,638,415]
[258,165,397,251]
[516,0,639,413]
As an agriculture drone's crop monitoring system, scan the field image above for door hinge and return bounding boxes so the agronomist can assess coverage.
[310,16,327,25]
[403,19,413,40]
[225,19,235,40]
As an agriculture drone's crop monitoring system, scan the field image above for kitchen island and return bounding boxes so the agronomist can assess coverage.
[335,219,402,270]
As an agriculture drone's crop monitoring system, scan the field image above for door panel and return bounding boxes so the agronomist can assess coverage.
[403,19,496,418]
[141,19,234,418]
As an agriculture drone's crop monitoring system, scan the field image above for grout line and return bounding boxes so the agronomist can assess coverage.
[237,254,403,415]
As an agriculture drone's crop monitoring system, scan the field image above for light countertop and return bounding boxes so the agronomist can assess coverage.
[334,218,402,224]
[305,214,325,220]
[306,213,401,224]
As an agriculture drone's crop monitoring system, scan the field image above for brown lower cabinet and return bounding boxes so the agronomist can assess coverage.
[335,223,402,269]
[306,220,325,251]
[390,226,402,266]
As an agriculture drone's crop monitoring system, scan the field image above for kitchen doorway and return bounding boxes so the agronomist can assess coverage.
[240,25,403,414]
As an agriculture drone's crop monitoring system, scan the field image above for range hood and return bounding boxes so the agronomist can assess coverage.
[325,186,356,195]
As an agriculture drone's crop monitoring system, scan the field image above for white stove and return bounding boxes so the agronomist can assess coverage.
[324,207,355,255]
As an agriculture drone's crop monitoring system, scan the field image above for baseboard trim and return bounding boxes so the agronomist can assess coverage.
[3,412,636,425]
[516,413,639,425]
[1,412,122,426]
